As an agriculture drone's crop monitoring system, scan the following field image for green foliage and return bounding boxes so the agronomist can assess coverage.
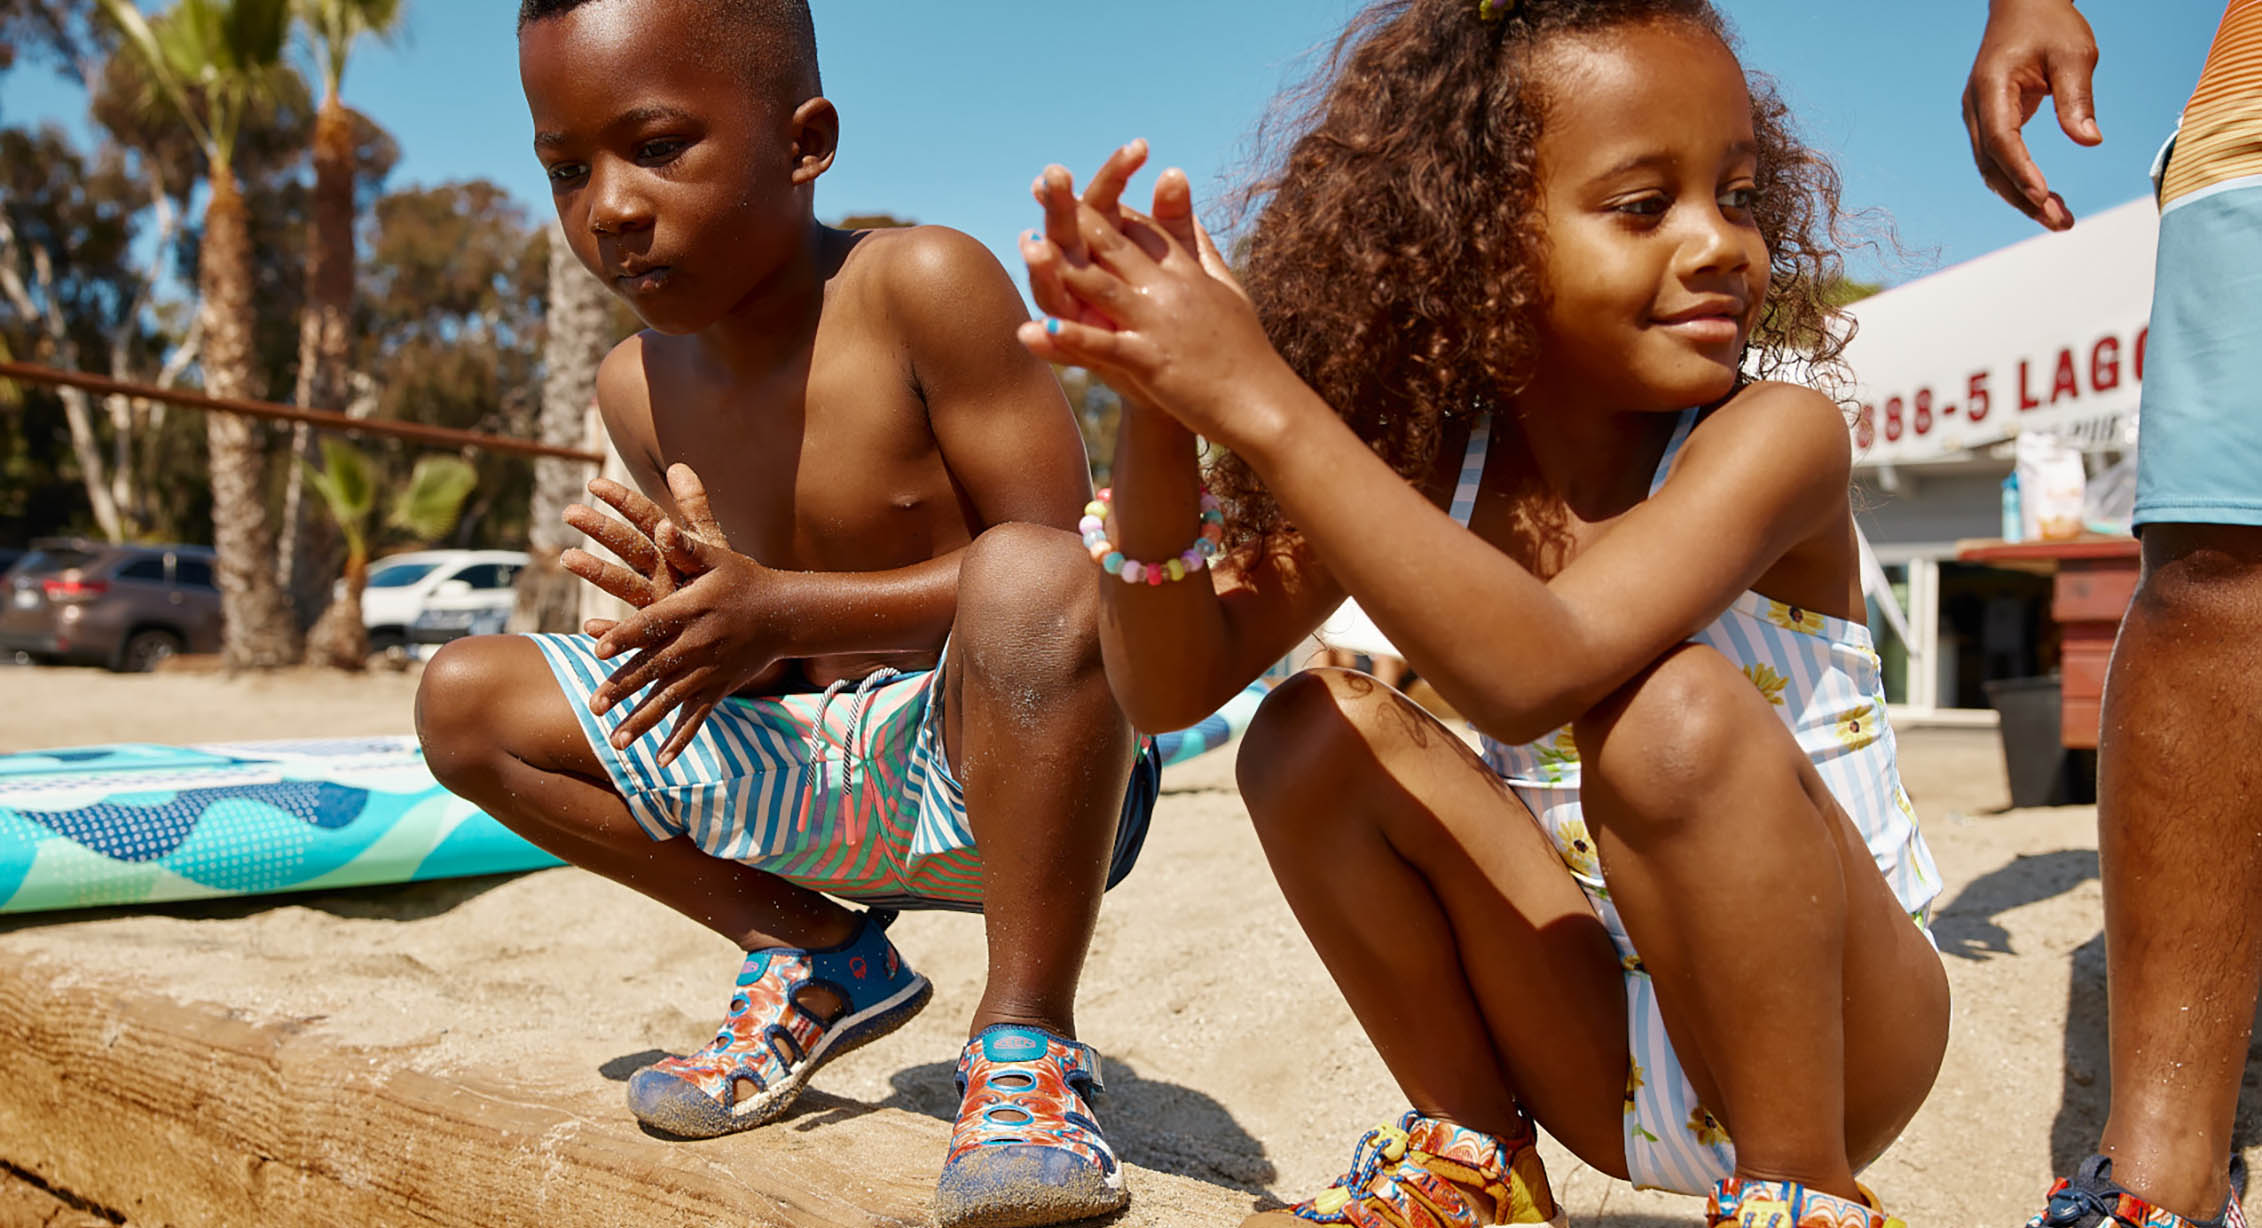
[301,434,371,555]
[96,0,296,166]
[385,453,474,542]
[303,439,474,563]
[1823,278,1883,309]
[292,0,401,96]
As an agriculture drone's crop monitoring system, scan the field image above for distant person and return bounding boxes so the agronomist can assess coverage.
[1966,2,2262,1225]
[414,2,1156,1224]
[1019,0,1946,1224]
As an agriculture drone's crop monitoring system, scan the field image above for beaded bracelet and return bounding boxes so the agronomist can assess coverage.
[1080,488,1226,586]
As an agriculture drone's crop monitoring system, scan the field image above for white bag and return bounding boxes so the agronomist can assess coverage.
[2016,432,2088,542]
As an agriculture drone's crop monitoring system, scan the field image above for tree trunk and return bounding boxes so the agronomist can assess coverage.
[0,214,125,541]
[511,221,613,634]
[200,169,301,670]
[279,95,359,629]
[305,551,370,672]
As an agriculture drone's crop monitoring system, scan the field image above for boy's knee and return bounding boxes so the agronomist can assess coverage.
[415,636,531,789]
[1574,644,1758,822]
[1238,668,1405,819]
[954,522,1103,681]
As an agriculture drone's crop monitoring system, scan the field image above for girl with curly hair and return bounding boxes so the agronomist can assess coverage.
[1015,0,1947,1224]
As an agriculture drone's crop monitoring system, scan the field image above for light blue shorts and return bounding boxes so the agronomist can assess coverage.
[2133,132,2262,528]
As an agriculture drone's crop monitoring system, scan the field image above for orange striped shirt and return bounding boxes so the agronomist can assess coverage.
[2162,0,2262,205]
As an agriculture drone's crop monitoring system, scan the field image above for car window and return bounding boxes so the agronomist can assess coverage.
[368,561,441,589]
[114,557,167,583]
[16,548,98,576]
[453,563,514,590]
[173,557,215,590]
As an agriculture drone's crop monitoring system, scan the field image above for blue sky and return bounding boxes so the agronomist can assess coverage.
[1,1,2223,288]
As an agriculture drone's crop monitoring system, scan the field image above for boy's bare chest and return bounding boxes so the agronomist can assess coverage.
[644,359,972,573]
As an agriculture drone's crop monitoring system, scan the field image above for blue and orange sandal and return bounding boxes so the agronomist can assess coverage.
[626,908,931,1139]
[2025,1155,2250,1228]
[1240,1110,1565,1226]
[931,1024,1127,1228]
[1707,1176,1906,1228]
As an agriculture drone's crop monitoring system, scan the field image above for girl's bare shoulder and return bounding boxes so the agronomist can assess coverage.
[1682,380,1853,482]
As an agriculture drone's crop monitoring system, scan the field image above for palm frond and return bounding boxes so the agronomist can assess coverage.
[385,455,477,543]
[304,437,376,562]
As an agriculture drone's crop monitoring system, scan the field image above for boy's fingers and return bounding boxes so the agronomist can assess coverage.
[657,700,718,767]
[666,464,727,543]
[562,547,657,607]
[614,673,702,750]
[588,476,667,538]
[565,503,662,574]
[593,640,676,714]
[1082,139,1149,220]
[657,520,723,575]
[583,618,619,638]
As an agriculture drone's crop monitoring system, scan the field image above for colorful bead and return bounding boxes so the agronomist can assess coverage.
[1085,487,1226,587]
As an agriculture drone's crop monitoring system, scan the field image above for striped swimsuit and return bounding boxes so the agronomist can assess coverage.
[529,635,1157,912]
[1448,409,1942,1194]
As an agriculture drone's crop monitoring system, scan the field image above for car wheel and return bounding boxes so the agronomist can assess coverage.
[117,628,184,673]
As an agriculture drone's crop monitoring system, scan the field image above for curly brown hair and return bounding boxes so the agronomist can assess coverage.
[1212,0,1856,553]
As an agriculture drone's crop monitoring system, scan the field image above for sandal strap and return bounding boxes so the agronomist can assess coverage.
[1296,1112,1543,1226]
[945,1025,1117,1174]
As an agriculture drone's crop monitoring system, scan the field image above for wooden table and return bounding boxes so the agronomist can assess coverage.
[1956,535,2141,749]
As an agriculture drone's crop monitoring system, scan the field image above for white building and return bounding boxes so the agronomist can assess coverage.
[1844,198,2155,719]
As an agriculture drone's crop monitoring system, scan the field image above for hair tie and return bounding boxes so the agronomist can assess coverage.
[1476,0,1517,22]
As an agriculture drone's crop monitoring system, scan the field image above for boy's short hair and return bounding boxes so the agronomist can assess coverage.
[517,0,821,99]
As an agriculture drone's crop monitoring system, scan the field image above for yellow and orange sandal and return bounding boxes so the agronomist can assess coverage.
[1242,1110,1565,1227]
[1706,1176,1907,1228]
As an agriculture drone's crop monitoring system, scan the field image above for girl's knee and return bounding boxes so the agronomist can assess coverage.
[1573,644,1774,823]
[1238,668,1408,821]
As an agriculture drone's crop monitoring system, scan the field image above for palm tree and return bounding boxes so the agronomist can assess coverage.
[278,0,404,621]
[302,440,476,670]
[98,0,303,669]
[511,219,616,634]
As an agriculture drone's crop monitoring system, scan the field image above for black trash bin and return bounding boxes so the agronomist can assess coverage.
[1983,675,2094,808]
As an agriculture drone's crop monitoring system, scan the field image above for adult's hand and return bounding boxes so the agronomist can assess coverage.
[1963,0,2103,231]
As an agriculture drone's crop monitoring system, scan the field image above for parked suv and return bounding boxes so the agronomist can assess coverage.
[359,549,528,655]
[0,540,223,671]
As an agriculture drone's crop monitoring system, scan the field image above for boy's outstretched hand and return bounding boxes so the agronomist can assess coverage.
[561,463,793,766]
[1016,141,1308,455]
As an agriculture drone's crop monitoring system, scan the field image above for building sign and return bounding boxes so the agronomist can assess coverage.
[1839,198,2157,466]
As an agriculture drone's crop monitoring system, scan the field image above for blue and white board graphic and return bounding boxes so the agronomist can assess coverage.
[0,736,562,915]
[0,681,1271,916]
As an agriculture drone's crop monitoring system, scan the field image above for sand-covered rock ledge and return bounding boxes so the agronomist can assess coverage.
[2,665,2255,1225]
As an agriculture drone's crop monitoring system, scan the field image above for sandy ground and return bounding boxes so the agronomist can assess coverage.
[1,664,2255,1225]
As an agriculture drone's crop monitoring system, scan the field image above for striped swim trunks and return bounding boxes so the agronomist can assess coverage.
[528,634,1157,912]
